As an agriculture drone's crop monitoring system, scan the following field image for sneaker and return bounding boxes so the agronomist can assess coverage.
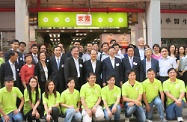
[146,119,153,122]
[160,118,167,122]
[125,118,130,122]
[177,117,183,122]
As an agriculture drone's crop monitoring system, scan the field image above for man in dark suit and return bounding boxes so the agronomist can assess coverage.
[64,46,84,91]
[122,46,144,82]
[0,51,20,88]
[49,46,66,93]
[30,44,39,65]
[102,47,122,87]
[66,41,83,58]
[134,37,146,60]
[142,48,159,80]
[4,39,24,68]
[83,50,102,87]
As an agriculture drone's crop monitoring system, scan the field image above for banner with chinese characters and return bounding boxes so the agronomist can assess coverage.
[38,12,128,28]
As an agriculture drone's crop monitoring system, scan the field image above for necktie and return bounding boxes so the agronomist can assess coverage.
[57,58,60,70]
[34,56,38,63]
[130,57,133,68]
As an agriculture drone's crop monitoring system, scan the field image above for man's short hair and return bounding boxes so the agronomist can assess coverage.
[101,42,109,48]
[9,51,17,59]
[70,46,78,51]
[19,42,26,47]
[11,39,19,44]
[31,44,38,49]
[127,70,136,76]
[87,73,96,78]
[4,76,14,82]
[112,43,120,48]
[106,75,115,81]
[110,39,116,44]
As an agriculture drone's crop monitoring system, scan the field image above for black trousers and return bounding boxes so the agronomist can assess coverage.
[45,107,59,122]
[158,76,169,83]
[24,105,43,122]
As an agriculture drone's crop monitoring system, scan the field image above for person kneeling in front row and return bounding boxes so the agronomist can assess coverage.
[0,76,24,122]
[80,73,104,122]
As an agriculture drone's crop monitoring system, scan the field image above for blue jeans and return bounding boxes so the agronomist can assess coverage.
[64,108,82,122]
[1,111,23,122]
[146,96,165,120]
[125,103,146,122]
[166,100,185,120]
[103,104,121,121]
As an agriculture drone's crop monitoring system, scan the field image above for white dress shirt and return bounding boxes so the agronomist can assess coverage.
[110,57,115,68]
[9,60,16,81]
[73,57,80,78]
[91,60,96,73]
[146,59,151,77]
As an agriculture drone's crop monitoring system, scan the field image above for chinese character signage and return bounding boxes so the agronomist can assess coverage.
[38,12,128,28]
[161,13,187,29]
[76,14,92,26]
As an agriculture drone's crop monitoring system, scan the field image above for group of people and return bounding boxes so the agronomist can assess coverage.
[0,37,186,122]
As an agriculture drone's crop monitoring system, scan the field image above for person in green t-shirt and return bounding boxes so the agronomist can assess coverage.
[142,68,167,122]
[60,78,82,122]
[0,76,24,122]
[163,68,185,122]
[122,70,146,122]
[43,80,60,122]
[80,73,104,122]
[23,76,42,122]
[101,75,121,121]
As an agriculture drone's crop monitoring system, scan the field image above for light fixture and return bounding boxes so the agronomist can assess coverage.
[54,39,56,41]
[84,33,87,36]
[57,34,60,37]
[49,34,52,37]
[54,34,56,37]
[73,39,75,40]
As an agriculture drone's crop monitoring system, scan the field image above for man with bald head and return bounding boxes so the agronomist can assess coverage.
[134,37,146,60]
[83,50,102,87]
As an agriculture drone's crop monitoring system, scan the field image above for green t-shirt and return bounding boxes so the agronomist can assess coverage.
[60,89,80,113]
[23,88,41,115]
[142,78,163,103]
[0,87,23,115]
[163,79,186,106]
[101,85,121,107]
[80,83,101,109]
[122,81,143,100]
[42,91,60,114]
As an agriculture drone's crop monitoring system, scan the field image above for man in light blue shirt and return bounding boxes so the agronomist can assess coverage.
[158,46,177,82]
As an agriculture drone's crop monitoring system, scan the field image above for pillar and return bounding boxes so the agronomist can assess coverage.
[15,0,29,52]
[146,0,161,47]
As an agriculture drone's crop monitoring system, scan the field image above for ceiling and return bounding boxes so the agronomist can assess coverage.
[0,0,187,9]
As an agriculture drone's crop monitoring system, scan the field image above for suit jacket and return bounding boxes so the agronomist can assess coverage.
[49,54,67,93]
[34,61,49,83]
[83,59,102,87]
[142,58,159,79]
[0,61,20,87]
[122,56,144,82]
[4,50,24,68]
[134,47,146,59]
[102,57,122,87]
[64,57,83,90]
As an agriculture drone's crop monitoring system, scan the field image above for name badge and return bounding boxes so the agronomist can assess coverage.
[116,63,119,66]
[47,60,49,62]
[133,62,137,65]
[17,69,19,71]
[20,58,22,60]
[80,64,83,67]
[61,64,64,68]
